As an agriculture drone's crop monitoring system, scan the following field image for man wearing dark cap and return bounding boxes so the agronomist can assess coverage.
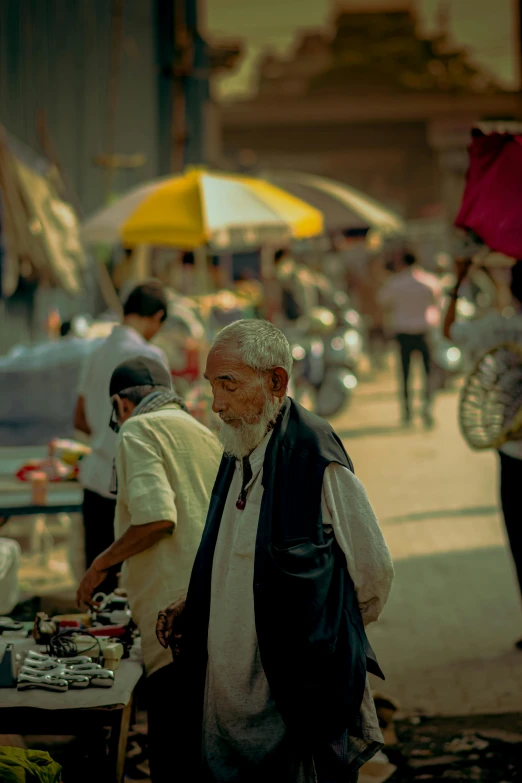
[74,280,169,594]
[77,355,221,781]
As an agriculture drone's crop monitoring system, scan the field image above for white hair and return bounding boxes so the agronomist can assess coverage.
[211,319,293,375]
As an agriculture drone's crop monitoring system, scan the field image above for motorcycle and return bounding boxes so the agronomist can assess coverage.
[288,305,360,418]
[430,295,476,390]
[152,292,208,396]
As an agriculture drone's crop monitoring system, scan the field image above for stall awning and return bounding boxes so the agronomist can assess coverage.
[0,126,87,297]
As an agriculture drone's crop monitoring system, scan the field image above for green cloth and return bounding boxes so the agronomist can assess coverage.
[0,747,62,783]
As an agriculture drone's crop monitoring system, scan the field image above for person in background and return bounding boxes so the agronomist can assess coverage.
[357,256,389,373]
[60,321,72,338]
[444,259,522,650]
[74,280,169,595]
[378,252,441,427]
[77,355,221,781]
[156,319,394,782]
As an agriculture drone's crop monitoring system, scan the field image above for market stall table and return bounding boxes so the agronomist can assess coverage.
[0,656,143,783]
[0,480,83,518]
[0,476,83,575]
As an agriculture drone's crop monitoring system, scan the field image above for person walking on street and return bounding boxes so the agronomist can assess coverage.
[444,258,522,650]
[74,280,169,595]
[77,355,221,780]
[378,252,441,427]
[156,319,394,782]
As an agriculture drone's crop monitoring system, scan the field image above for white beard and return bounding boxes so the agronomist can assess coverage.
[218,397,281,459]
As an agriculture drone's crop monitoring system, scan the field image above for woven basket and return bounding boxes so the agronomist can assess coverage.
[459,342,522,450]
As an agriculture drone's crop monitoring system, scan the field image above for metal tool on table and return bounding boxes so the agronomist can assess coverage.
[89,669,115,688]
[55,656,93,666]
[20,664,90,689]
[91,592,131,627]
[26,651,92,667]
[21,656,62,671]
[0,618,24,635]
[20,650,115,689]
[64,661,115,686]
[17,672,69,693]
[26,650,60,664]
[63,661,102,672]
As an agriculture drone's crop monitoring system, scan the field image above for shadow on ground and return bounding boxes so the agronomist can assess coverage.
[383,505,498,525]
[368,545,522,716]
[338,424,404,439]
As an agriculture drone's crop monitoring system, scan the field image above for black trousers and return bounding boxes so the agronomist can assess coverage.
[395,333,432,415]
[82,488,119,595]
[367,326,387,371]
[147,663,176,782]
[499,451,522,600]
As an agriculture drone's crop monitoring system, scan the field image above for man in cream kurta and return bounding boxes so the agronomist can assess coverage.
[203,431,393,781]
[114,403,221,675]
[77,356,222,782]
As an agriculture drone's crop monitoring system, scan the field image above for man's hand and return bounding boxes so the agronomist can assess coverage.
[455,257,473,288]
[156,596,186,657]
[77,558,108,609]
[443,257,473,339]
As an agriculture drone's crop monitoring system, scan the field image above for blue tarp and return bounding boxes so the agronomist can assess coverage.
[0,338,102,446]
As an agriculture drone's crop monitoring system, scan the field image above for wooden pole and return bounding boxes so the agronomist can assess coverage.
[34,114,123,316]
[194,246,208,293]
[172,0,188,171]
[105,0,125,199]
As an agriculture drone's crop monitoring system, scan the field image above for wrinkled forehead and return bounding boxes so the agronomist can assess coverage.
[205,344,258,383]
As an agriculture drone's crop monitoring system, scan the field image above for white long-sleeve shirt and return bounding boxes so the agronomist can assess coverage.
[378,267,441,334]
[203,432,394,781]
[79,325,168,498]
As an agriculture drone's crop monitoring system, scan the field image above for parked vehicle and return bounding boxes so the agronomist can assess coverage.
[430,294,476,390]
[153,292,208,396]
[288,305,359,418]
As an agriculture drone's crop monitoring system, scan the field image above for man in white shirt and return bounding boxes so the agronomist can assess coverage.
[77,355,221,781]
[74,281,169,595]
[378,252,441,426]
[444,259,522,650]
[157,319,394,782]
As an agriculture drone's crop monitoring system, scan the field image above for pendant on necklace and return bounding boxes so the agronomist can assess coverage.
[236,498,246,511]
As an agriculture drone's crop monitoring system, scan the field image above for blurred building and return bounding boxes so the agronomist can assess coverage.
[0,0,240,353]
[222,3,521,221]
[0,0,240,215]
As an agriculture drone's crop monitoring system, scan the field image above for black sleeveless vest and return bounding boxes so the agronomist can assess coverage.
[176,398,384,764]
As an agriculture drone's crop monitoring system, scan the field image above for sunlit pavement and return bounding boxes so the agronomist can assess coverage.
[331,361,522,717]
[5,361,522,725]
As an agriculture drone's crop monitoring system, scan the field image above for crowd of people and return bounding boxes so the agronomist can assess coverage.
[72,249,522,780]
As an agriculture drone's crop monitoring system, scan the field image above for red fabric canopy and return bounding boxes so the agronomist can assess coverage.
[455,132,522,259]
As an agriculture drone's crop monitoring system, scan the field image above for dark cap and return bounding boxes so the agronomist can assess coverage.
[110,356,172,398]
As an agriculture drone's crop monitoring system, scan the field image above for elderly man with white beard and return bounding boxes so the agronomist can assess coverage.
[156,319,394,782]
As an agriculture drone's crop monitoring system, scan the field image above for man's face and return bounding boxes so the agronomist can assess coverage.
[143,311,165,342]
[205,344,287,458]
[110,396,136,431]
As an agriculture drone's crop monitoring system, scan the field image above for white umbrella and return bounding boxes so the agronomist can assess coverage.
[80,169,323,250]
[264,170,405,236]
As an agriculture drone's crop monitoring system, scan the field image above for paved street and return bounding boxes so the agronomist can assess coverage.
[5,357,522,727]
[332,359,522,717]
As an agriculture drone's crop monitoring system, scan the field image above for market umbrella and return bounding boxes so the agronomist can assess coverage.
[80,169,323,250]
[263,170,405,236]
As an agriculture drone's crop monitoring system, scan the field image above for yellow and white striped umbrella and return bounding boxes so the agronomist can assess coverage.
[81,169,323,250]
